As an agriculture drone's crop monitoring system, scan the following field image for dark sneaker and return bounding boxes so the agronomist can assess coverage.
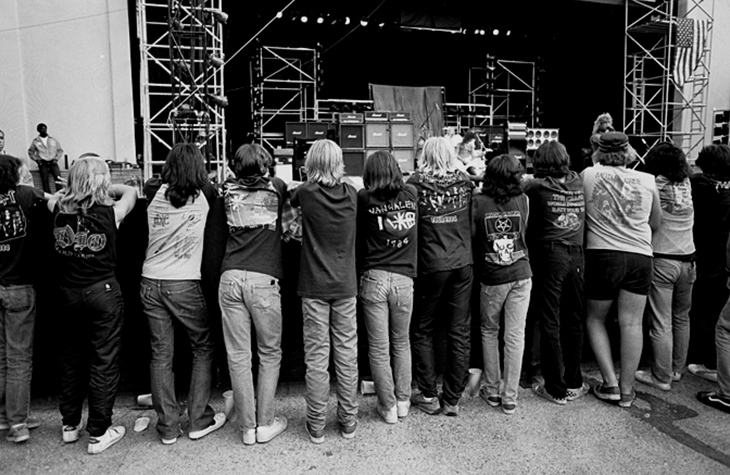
[502,403,516,415]
[635,370,671,391]
[566,382,590,401]
[340,420,357,439]
[304,420,324,444]
[593,382,620,402]
[697,391,730,414]
[6,424,30,443]
[479,386,501,407]
[618,390,636,408]
[87,426,125,454]
[532,382,567,405]
[411,392,442,415]
[442,401,459,417]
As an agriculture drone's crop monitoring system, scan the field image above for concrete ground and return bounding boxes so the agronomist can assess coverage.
[2,364,729,475]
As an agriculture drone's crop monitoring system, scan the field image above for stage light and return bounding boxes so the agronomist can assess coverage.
[209,94,229,108]
[361,19,368,27]
[479,29,485,35]
[205,8,228,25]
[474,29,479,34]
[378,22,385,28]
[276,11,283,19]
[208,54,224,68]
[492,29,499,35]
[301,15,308,23]
[506,30,511,36]
[344,17,350,25]
[317,16,324,24]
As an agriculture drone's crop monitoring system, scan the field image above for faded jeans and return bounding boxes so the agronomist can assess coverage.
[480,278,532,406]
[219,270,283,431]
[715,280,730,398]
[647,258,695,384]
[140,278,215,439]
[302,297,358,430]
[0,285,36,426]
[360,270,414,410]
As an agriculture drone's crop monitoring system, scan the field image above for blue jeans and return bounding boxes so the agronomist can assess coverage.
[140,278,215,439]
[531,243,585,398]
[0,284,36,426]
[717,286,730,398]
[480,279,532,406]
[219,270,283,431]
[302,297,358,430]
[59,279,124,437]
[647,258,695,384]
[360,270,414,409]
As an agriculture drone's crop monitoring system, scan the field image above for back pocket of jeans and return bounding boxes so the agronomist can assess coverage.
[252,281,280,310]
[360,275,385,304]
[6,286,34,312]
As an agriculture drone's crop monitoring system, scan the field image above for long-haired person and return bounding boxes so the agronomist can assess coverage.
[635,142,694,390]
[474,154,531,415]
[49,156,137,454]
[357,151,418,423]
[524,141,589,406]
[407,136,473,416]
[687,144,730,382]
[582,132,661,408]
[0,155,47,443]
[219,144,287,445]
[140,143,224,445]
[589,112,615,154]
[291,139,359,443]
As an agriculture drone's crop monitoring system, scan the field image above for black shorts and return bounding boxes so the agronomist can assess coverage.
[585,250,653,300]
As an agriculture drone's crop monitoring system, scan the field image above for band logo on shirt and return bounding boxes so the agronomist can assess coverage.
[53,214,107,257]
[224,185,279,232]
[592,173,643,227]
[0,191,27,246]
[483,211,525,265]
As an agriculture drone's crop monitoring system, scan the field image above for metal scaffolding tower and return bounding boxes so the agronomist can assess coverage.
[623,0,714,160]
[251,46,319,151]
[137,0,227,180]
[469,59,536,127]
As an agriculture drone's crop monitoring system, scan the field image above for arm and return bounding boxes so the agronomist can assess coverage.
[28,141,39,162]
[648,185,662,233]
[110,184,138,226]
[53,139,64,161]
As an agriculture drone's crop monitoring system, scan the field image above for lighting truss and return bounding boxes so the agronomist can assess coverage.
[137,0,227,181]
[623,0,714,161]
[469,60,536,127]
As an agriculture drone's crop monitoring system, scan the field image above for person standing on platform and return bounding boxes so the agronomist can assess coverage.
[218,144,288,445]
[408,136,473,417]
[28,123,63,193]
[140,143,225,445]
[49,156,137,454]
[291,139,359,444]
[0,155,48,443]
[524,141,589,406]
[357,151,418,423]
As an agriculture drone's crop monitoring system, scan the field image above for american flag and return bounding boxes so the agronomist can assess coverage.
[673,17,708,88]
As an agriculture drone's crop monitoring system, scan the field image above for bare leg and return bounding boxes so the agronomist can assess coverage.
[617,290,646,395]
[586,299,618,387]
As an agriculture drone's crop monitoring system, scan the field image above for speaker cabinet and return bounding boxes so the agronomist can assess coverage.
[340,124,365,149]
[526,128,559,150]
[343,150,365,176]
[365,123,389,148]
[392,149,415,173]
[390,123,414,148]
[285,122,307,144]
[307,122,330,141]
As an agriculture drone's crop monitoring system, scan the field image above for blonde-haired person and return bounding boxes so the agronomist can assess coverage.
[407,136,474,416]
[47,156,137,454]
[290,139,359,443]
[589,112,615,154]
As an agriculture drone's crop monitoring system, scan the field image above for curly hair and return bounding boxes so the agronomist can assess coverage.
[533,140,571,178]
[0,154,20,194]
[592,112,615,135]
[696,144,730,180]
[644,142,690,183]
[481,154,524,204]
[592,146,637,167]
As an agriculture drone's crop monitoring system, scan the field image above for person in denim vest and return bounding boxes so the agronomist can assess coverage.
[291,139,359,443]
[218,144,287,445]
[636,143,695,391]
[140,144,224,445]
[48,157,137,454]
[357,151,418,423]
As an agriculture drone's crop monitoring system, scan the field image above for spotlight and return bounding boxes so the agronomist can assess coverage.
[506,30,511,36]
[317,16,324,24]
[360,19,368,27]
[204,8,228,24]
[276,11,283,19]
[208,54,224,68]
[208,94,229,108]
[474,29,479,35]
[479,29,485,35]
[344,16,350,25]
[301,15,308,23]
[378,22,385,28]
[493,29,499,35]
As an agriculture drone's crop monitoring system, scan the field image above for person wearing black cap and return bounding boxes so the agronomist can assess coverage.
[581,132,662,408]
[27,123,63,193]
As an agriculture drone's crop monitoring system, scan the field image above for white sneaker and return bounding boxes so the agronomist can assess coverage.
[63,424,81,443]
[243,429,256,445]
[396,400,410,418]
[376,404,398,424]
[87,426,125,454]
[256,416,288,443]
[136,394,153,407]
[688,364,718,383]
[189,412,226,440]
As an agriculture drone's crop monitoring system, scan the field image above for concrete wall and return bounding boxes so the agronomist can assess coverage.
[706,0,730,142]
[0,0,135,168]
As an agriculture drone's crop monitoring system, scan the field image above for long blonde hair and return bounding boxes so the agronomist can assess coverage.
[421,136,457,175]
[305,139,344,187]
[58,157,114,213]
